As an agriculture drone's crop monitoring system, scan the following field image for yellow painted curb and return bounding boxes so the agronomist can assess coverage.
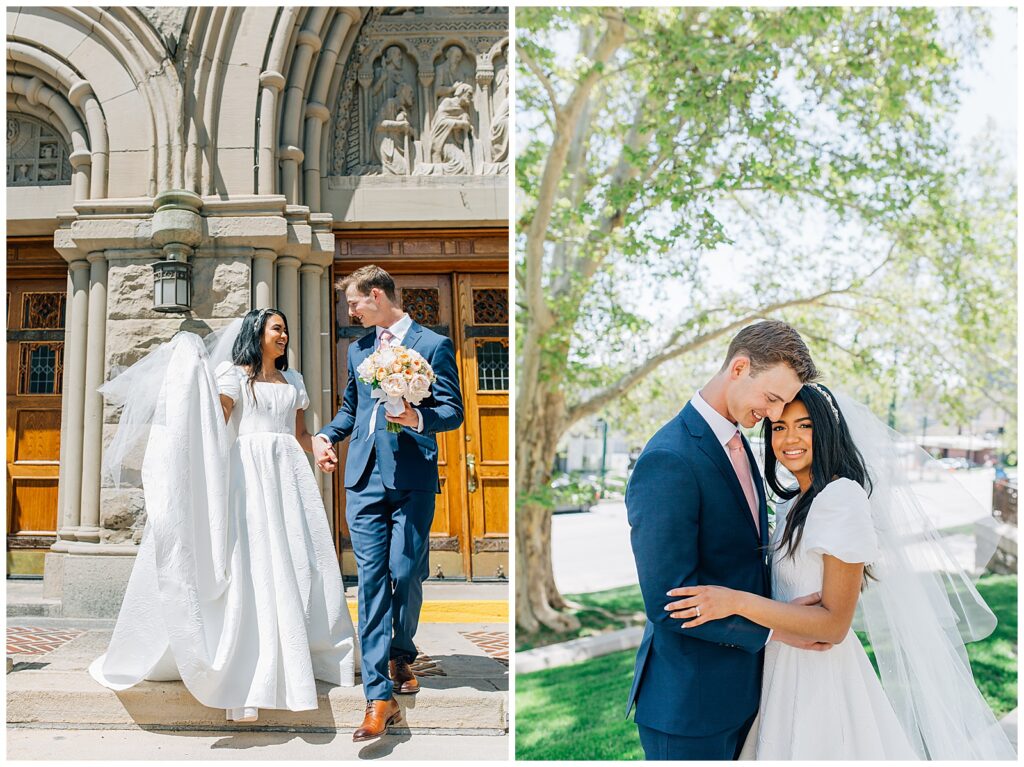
[347,600,508,624]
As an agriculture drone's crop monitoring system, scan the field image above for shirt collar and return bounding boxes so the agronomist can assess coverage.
[691,389,739,447]
[377,313,413,344]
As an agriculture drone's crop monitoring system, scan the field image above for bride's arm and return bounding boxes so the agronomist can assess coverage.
[294,409,314,452]
[666,555,864,644]
[220,394,234,424]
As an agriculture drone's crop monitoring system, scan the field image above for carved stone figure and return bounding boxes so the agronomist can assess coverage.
[371,83,416,175]
[416,82,474,176]
[371,46,406,104]
[489,65,508,164]
[433,46,467,103]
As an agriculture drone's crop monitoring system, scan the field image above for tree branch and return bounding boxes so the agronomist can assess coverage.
[565,282,860,425]
[518,46,563,123]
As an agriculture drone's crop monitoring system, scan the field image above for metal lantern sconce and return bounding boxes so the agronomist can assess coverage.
[152,243,193,313]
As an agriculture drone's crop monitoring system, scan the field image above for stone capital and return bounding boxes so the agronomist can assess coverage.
[68,149,92,169]
[297,29,323,53]
[279,145,305,164]
[152,189,205,250]
[67,79,95,108]
[259,70,286,92]
[305,101,331,123]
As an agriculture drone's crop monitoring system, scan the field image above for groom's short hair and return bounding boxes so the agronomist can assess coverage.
[337,265,398,302]
[723,320,817,382]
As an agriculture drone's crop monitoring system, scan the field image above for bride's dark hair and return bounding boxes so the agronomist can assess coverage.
[762,383,874,574]
[232,308,289,404]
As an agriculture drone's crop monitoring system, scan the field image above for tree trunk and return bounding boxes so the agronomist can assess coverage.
[515,371,580,633]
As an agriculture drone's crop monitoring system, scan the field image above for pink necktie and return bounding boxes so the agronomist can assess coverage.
[727,432,760,535]
[378,329,395,349]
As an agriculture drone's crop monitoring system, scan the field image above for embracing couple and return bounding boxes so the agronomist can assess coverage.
[90,265,463,742]
[626,320,1013,761]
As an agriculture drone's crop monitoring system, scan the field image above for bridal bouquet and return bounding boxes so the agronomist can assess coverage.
[357,344,437,432]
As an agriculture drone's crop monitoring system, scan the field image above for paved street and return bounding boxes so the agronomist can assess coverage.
[552,469,1003,594]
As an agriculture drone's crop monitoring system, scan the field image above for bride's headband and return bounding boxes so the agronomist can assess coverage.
[806,382,840,424]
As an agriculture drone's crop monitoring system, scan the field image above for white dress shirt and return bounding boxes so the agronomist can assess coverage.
[690,389,773,645]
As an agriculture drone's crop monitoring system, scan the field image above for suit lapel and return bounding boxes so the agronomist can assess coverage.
[683,405,761,540]
[401,321,424,352]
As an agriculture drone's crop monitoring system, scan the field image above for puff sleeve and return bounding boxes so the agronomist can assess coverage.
[802,478,878,564]
[215,361,241,403]
[286,369,310,410]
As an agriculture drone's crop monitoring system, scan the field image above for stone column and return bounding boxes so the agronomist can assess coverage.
[68,79,108,200]
[68,149,91,202]
[53,261,90,548]
[77,251,108,543]
[299,263,324,432]
[320,269,334,509]
[418,71,434,137]
[276,256,301,369]
[257,71,286,195]
[476,65,494,163]
[278,145,304,205]
[252,248,276,309]
[302,101,331,211]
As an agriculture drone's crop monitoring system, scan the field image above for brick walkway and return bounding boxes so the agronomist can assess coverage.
[7,626,84,656]
[459,630,508,666]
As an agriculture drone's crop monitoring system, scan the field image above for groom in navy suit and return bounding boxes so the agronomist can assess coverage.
[313,265,463,742]
[625,321,821,760]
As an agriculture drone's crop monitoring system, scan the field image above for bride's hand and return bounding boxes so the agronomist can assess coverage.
[665,585,742,627]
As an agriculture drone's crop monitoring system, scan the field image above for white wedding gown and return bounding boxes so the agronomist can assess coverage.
[89,334,357,713]
[741,478,919,759]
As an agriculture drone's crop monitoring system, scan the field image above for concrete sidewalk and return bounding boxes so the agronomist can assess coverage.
[7,580,508,759]
[6,727,510,761]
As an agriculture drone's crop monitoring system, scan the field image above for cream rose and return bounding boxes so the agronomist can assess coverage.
[407,373,431,404]
[381,373,407,398]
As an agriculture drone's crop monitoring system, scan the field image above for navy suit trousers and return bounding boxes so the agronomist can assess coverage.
[638,710,757,761]
[345,449,435,701]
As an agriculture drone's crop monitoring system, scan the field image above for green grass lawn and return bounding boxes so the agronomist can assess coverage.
[516,575,1017,760]
[516,584,646,652]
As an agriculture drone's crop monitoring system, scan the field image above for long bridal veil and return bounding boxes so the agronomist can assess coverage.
[90,321,261,706]
[835,393,1015,760]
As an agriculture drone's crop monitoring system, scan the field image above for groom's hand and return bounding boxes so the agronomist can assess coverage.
[385,400,419,428]
[312,436,338,473]
[772,630,833,652]
[790,591,822,607]
[769,592,833,650]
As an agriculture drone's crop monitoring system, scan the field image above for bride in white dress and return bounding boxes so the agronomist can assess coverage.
[89,309,357,723]
[666,382,1014,760]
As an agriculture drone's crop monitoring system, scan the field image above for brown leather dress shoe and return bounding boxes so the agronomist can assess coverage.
[389,658,420,694]
[352,697,401,742]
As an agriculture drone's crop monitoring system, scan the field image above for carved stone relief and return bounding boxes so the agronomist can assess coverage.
[7,114,73,187]
[332,7,508,178]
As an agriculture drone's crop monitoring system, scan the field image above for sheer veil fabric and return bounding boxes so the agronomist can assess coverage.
[834,393,1014,759]
[89,321,357,710]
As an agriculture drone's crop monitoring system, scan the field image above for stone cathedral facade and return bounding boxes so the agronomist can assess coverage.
[5,7,510,617]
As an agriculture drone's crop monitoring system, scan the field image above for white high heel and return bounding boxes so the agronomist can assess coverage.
[226,706,259,722]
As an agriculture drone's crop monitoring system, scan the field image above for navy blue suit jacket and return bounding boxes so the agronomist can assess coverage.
[625,402,771,738]
[319,321,463,492]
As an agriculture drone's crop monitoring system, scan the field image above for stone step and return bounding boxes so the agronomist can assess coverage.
[6,579,62,618]
[7,671,507,732]
[7,625,508,734]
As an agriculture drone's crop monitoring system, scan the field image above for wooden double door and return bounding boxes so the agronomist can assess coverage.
[6,248,67,577]
[333,272,509,580]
